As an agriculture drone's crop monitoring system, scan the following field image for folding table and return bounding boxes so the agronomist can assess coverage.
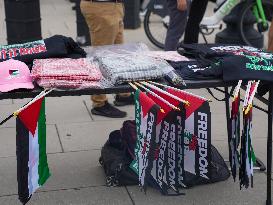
[0,79,272,205]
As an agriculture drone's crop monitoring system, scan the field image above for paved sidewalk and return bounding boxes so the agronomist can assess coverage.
[0,0,272,204]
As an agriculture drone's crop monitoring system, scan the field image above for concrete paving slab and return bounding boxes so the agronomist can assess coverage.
[1,96,91,127]
[0,124,62,157]
[213,140,229,161]
[57,120,126,152]
[0,150,105,196]
[0,0,6,45]
[45,97,92,124]
[212,138,272,175]
[40,0,76,40]
[127,173,271,205]
[0,186,132,205]
[0,99,12,105]
[0,156,17,196]
[252,138,270,170]
[0,104,23,128]
[41,150,106,192]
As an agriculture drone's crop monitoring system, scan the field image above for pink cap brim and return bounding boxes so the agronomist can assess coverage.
[0,82,34,92]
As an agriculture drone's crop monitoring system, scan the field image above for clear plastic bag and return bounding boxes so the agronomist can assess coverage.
[94,51,176,84]
[31,58,110,90]
[84,42,150,58]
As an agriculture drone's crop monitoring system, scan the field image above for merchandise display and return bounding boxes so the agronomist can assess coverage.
[169,60,221,80]
[84,42,150,57]
[142,51,190,62]
[31,58,104,89]
[0,35,87,65]
[0,59,34,92]
[87,43,185,86]
[229,82,241,181]
[16,97,50,204]
[130,83,212,194]
[1,38,273,204]
[239,81,258,189]
[177,44,273,83]
[95,51,174,84]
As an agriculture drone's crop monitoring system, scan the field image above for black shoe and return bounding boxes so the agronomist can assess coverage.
[113,94,135,106]
[91,102,127,118]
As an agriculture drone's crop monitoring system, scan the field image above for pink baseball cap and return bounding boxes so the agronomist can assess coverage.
[0,59,34,92]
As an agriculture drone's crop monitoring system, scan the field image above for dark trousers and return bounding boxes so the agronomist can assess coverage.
[184,0,209,44]
[164,0,190,51]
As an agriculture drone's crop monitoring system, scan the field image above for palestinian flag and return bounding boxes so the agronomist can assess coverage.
[239,81,257,189]
[16,97,50,204]
[130,89,159,191]
[166,88,211,180]
[230,90,241,181]
[239,107,255,189]
[147,90,186,194]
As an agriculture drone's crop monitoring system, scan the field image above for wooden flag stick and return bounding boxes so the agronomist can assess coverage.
[134,82,180,111]
[0,114,14,126]
[233,80,242,100]
[131,82,165,113]
[247,80,260,105]
[129,82,138,90]
[245,80,260,114]
[141,81,190,106]
[0,89,53,126]
[148,81,211,102]
[14,89,54,116]
[243,81,253,108]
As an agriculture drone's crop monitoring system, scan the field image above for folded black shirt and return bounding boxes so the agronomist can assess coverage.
[169,60,222,80]
[0,35,86,66]
[177,43,273,83]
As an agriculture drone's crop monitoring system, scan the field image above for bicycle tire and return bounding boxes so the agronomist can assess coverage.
[144,8,167,49]
[238,0,273,48]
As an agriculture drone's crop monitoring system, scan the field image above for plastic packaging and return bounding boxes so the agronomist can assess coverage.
[31,58,108,89]
[94,51,176,84]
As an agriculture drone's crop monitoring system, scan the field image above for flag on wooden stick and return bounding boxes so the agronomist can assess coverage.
[230,83,241,181]
[130,89,159,191]
[16,97,50,204]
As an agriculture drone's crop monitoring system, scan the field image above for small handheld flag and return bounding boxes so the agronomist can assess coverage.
[16,97,50,204]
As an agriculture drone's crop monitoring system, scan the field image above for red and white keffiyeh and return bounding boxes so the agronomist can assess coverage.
[31,58,102,89]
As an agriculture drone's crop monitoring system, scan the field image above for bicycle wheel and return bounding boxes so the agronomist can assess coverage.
[144,8,168,49]
[238,0,273,48]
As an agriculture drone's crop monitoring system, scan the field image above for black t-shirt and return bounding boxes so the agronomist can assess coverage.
[0,35,86,66]
[169,60,222,80]
[177,43,273,82]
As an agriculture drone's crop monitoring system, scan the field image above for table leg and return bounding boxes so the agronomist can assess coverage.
[224,87,232,162]
[266,85,273,205]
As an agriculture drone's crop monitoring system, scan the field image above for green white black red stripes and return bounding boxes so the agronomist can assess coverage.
[16,97,50,204]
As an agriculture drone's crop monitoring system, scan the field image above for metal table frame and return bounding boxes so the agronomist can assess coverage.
[0,79,272,205]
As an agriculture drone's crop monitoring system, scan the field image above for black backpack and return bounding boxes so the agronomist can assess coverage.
[99,130,138,187]
[183,145,230,187]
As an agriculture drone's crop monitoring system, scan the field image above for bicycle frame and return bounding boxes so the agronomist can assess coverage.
[201,0,268,28]
[201,0,240,26]
[252,0,268,27]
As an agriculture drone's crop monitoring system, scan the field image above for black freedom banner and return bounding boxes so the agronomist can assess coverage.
[130,89,159,190]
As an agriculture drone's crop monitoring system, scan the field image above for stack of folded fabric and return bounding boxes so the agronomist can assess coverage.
[31,58,102,89]
[95,52,174,84]
[142,51,190,62]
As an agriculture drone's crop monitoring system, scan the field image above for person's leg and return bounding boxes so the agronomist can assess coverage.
[164,0,190,51]
[81,1,112,108]
[183,0,209,44]
[80,1,126,117]
[113,3,134,106]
